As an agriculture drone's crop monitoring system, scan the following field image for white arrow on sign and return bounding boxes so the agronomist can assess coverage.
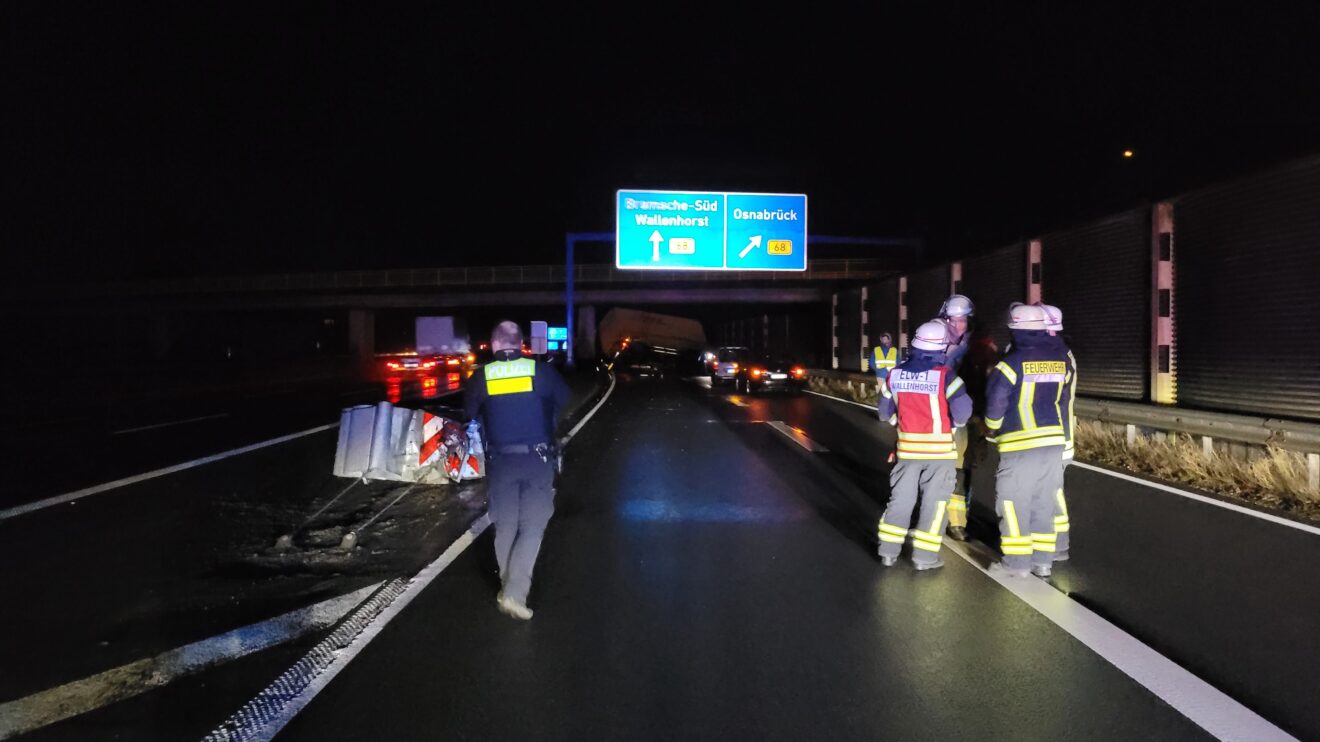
[649,230,664,261]
[738,235,763,259]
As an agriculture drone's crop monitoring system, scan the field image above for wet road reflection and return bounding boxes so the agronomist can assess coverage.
[384,373,463,404]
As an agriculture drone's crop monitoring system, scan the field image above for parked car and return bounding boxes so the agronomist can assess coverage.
[377,352,441,377]
[709,346,751,387]
[734,355,808,394]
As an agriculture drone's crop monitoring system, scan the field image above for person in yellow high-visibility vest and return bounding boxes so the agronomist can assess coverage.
[872,333,900,421]
[871,332,899,381]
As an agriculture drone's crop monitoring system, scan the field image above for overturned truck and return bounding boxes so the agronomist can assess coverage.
[598,307,706,356]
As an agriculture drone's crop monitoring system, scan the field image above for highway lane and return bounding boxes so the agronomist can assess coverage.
[0,378,402,509]
[732,383,1320,741]
[1,368,603,741]
[0,428,480,704]
[279,377,1214,741]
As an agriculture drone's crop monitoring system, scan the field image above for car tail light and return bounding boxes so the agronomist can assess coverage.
[447,358,460,366]
[731,363,739,371]
[792,367,806,377]
[421,360,437,369]
[750,368,765,378]
[466,353,476,363]
[386,361,401,370]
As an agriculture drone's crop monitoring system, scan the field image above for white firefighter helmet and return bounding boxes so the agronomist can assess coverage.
[912,320,950,351]
[939,294,975,319]
[1037,303,1064,332]
[1008,303,1048,330]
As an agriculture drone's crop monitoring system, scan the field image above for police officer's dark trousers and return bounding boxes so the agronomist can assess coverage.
[994,445,1064,571]
[489,452,555,606]
[879,459,956,564]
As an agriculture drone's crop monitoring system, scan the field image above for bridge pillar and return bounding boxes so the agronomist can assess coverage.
[829,293,838,368]
[576,305,597,363]
[898,276,909,350]
[348,309,375,375]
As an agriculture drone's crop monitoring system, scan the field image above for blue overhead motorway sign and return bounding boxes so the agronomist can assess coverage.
[616,190,807,271]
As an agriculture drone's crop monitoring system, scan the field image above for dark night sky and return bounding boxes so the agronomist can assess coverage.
[4,2,1320,281]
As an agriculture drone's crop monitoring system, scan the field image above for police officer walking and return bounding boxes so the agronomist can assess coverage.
[877,321,972,570]
[984,304,1070,578]
[464,321,571,620]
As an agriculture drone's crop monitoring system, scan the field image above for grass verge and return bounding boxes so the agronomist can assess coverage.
[807,376,1320,523]
[1075,420,1319,522]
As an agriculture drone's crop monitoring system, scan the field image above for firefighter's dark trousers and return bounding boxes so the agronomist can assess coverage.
[879,459,957,564]
[948,426,971,529]
[994,445,1064,570]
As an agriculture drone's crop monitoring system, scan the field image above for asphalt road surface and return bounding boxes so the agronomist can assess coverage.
[274,376,1316,741]
[5,373,1315,740]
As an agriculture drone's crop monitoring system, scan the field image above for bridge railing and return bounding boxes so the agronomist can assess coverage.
[78,259,892,298]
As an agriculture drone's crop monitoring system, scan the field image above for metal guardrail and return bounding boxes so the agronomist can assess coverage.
[805,369,1320,455]
[1076,399,1320,455]
[69,259,893,298]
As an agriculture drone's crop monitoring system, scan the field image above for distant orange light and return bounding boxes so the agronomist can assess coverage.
[466,353,476,363]
[1123,149,1134,158]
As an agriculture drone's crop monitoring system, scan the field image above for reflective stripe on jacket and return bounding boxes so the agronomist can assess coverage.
[1061,348,1078,460]
[485,358,537,396]
[464,356,571,449]
[984,331,1069,453]
[880,363,972,460]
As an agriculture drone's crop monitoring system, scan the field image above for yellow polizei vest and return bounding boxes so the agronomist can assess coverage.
[485,358,537,395]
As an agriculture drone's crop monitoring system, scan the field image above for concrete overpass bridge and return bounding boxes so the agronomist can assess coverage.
[5,254,904,371]
[29,257,896,311]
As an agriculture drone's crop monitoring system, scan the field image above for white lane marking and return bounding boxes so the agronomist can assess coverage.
[0,583,380,740]
[804,389,876,411]
[208,516,491,742]
[562,372,616,444]
[941,542,1296,742]
[0,423,339,522]
[766,421,829,452]
[109,412,231,436]
[1072,462,1320,537]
